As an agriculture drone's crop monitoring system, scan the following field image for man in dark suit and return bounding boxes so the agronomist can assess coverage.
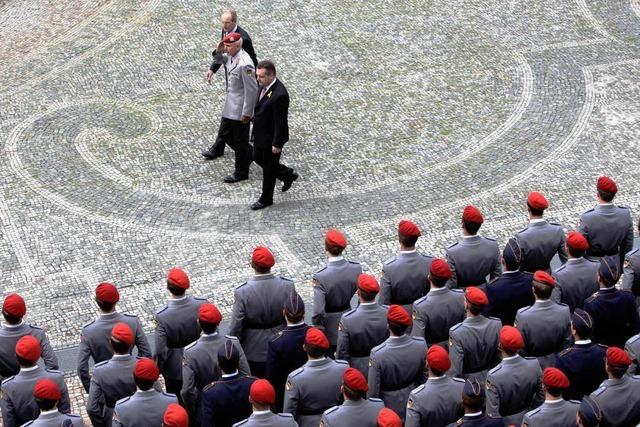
[203,8,258,160]
[250,60,298,210]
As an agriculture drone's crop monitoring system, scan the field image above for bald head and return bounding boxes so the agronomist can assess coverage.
[220,8,237,32]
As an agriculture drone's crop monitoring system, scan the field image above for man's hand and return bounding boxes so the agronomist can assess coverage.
[205,69,213,84]
[240,115,252,123]
[217,41,226,54]
[272,146,282,154]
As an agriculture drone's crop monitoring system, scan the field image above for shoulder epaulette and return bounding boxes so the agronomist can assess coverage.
[484,236,498,242]
[516,226,529,234]
[447,241,459,249]
[412,384,425,394]
[632,375,640,380]
[549,222,563,227]
[193,296,207,301]
[277,413,293,418]
[289,367,304,378]
[452,377,465,383]
[281,277,294,284]
[523,356,537,361]
[28,324,43,330]
[627,248,640,257]
[370,342,386,354]
[162,391,176,398]
[585,293,598,304]
[233,419,249,426]
[420,253,434,260]
[225,334,239,341]
[596,344,608,349]
[82,319,96,329]
[383,256,397,266]
[203,381,217,392]
[1,375,15,385]
[414,295,428,306]
[95,360,109,368]
[487,276,500,286]
[369,397,383,403]
[335,359,349,366]
[489,365,502,375]
[569,399,581,404]
[488,316,501,322]
[348,260,361,265]
[115,396,131,406]
[122,313,138,319]
[554,264,567,273]
[156,305,169,315]
[21,422,34,426]
[410,336,426,344]
[184,341,197,351]
[343,308,357,318]
[324,406,339,415]
[315,266,327,275]
[558,302,569,308]
[517,306,531,314]
[451,288,464,294]
[558,348,572,357]
[450,323,463,333]
[618,205,630,210]
[235,281,248,290]
[593,385,607,396]
[627,334,640,345]
[525,407,541,417]
[584,208,595,214]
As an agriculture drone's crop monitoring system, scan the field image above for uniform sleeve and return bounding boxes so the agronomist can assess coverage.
[241,65,258,118]
[1,386,16,427]
[236,340,251,376]
[412,309,426,340]
[550,285,562,304]
[625,339,639,375]
[312,279,327,329]
[282,376,299,417]
[447,335,464,377]
[532,367,545,408]
[265,339,278,384]
[77,332,92,393]
[154,317,168,373]
[379,270,392,305]
[522,412,532,427]
[39,332,59,371]
[228,289,244,338]
[320,413,331,427]
[622,256,635,291]
[180,356,198,414]
[272,91,290,148]
[557,232,568,264]
[112,408,123,427]
[367,353,381,398]
[58,377,72,414]
[485,377,500,417]
[404,395,422,427]
[578,215,589,243]
[621,210,634,263]
[491,243,502,280]
[201,392,215,426]
[86,377,106,426]
[561,315,573,351]
[336,319,350,362]
[134,318,152,358]
[446,251,459,288]
[628,302,640,337]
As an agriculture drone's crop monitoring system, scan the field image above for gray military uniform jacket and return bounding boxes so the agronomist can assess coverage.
[113,389,177,427]
[522,399,580,427]
[312,258,361,347]
[283,358,348,427]
[213,49,258,121]
[515,300,571,369]
[448,315,502,382]
[485,355,544,425]
[380,251,434,315]
[154,295,207,381]
[336,303,389,377]
[589,375,640,427]
[626,334,640,375]
[1,366,70,427]
[229,274,296,363]
[515,220,567,272]
[368,335,427,421]
[232,411,298,427]
[405,375,465,427]
[86,354,139,427]
[412,287,465,348]
[77,311,151,392]
[20,410,84,426]
[320,398,385,427]
[551,257,600,312]
[579,204,634,266]
[445,236,501,288]
[622,248,640,310]
[0,323,58,383]
[181,333,250,420]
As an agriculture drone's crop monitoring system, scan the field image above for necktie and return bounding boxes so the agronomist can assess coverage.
[259,87,267,100]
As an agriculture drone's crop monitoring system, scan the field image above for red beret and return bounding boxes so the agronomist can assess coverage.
[430,258,452,280]
[3,293,26,317]
[325,229,347,249]
[465,286,488,306]
[167,268,190,289]
[426,344,451,372]
[398,220,421,238]
[16,335,41,362]
[33,378,61,401]
[606,347,631,367]
[95,282,120,304]
[163,403,189,427]
[533,270,556,287]
[527,191,549,210]
[357,274,380,293]
[566,231,589,251]
[252,246,275,268]
[377,408,403,427]
[499,326,524,352]
[462,205,484,224]
[343,367,368,393]
[305,327,330,350]
[199,303,222,325]
[134,357,160,381]
[111,322,134,346]
[543,367,570,389]
[250,379,275,404]
[597,176,617,194]
[387,305,411,326]
[222,32,241,44]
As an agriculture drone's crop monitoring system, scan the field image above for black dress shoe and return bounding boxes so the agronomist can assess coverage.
[223,174,249,183]
[281,172,299,192]
[202,150,223,160]
[251,201,273,210]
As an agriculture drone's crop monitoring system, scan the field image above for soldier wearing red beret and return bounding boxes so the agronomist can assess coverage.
[522,368,578,427]
[514,191,567,273]
[312,229,362,356]
[380,220,434,323]
[578,176,634,268]
[27,379,84,426]
[622,216,640,312]
[445,206,501,289]
[229,246,296,378]
[237,379,298,426]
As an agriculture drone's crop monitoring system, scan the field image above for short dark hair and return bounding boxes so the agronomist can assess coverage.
[343,385,365,401]
[110,338,132,355]
[398,234,419,248]
[609,365,627,379]
[467,302,483,316]
[325,242,344,257]
[257,60,276,76]
[96,299,116,313]
[527,204,545,217]
[462,394,484,412]
[134,377,155,391]
[532,281,553,299]
[597,189,615,202]
[251,261,271,274]
[430,275,448,288]
[567,246,586,258]
[358,289,377,303]
[35,398,57,411]
[2,311,22,324]
[167,283,186,297]
[304,343,326,359]
[429,366,446,377]
[17,355,37,368]
[199,320,218,335]
[463,221,481,235]
[546,387,563,398]
[388,321,408,336]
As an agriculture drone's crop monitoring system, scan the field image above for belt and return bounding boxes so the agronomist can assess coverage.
[464,366,488,375]
[326,304,351,314]
[298,407,330,416]
[380,378,415,392]
[349,350,372,358]
[244,319,284,330]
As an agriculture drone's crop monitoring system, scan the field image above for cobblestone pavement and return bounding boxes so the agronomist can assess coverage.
[1,0,639,421]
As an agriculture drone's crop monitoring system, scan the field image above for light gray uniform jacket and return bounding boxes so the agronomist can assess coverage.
[312,259,361,347]
[20,410,84,426]
[515,220,567,272]
[0,323,58,384]
[445,236,501,288]
[485,355,544,425]
[589,375,640,427]
[336,303,389,377]
[283,358,348,427]
[447,315,502,383]
[515,300,572,369]
[229,274,296,363]
[380,252,434,315]
[522,399,580,427]
[320,398,385,427]
[112,389,177,427]
[412,287,465,348]
[622,248,640,310]
[551,257,600,312]
[579,204,634,267]
[1,366,70,427]
[367,335,427,421]
[405,375,465,427]
[232,411,298,427]
[213,48,258,120]
[625,334,640,375]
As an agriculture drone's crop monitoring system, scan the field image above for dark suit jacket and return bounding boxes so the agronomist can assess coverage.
[210,25,258,73]
[253,78,290,149]
[483,271,535,326]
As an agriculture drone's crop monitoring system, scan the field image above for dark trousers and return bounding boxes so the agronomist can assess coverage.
[211,117,251,176]
[165,378,184,405]
[253,144,294,204]
[248,361,266,379]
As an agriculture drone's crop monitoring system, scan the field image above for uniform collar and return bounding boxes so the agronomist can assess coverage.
[359,301,377,306]
[100,311,119,318]
[19,365,41,373]
[545,398,564,404]
[399,249,417,254]
[328,255,344,263]
[2,321,24,328]
[529,218,547,224]
[574,339,591,345]
[534,299,553,306]
[111,354,132,361]
[462,234,480,239]
[502,270,520,275]
[502,355,520,362]
[428,287,448,294]
[599,286,616,293]
[567,257,584,262]
[427,374,448,382]
[464,412,483,418]
[286,320,306,328]
[306,357,329,367]
[222,371,239,378]
[39,409,60,417]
